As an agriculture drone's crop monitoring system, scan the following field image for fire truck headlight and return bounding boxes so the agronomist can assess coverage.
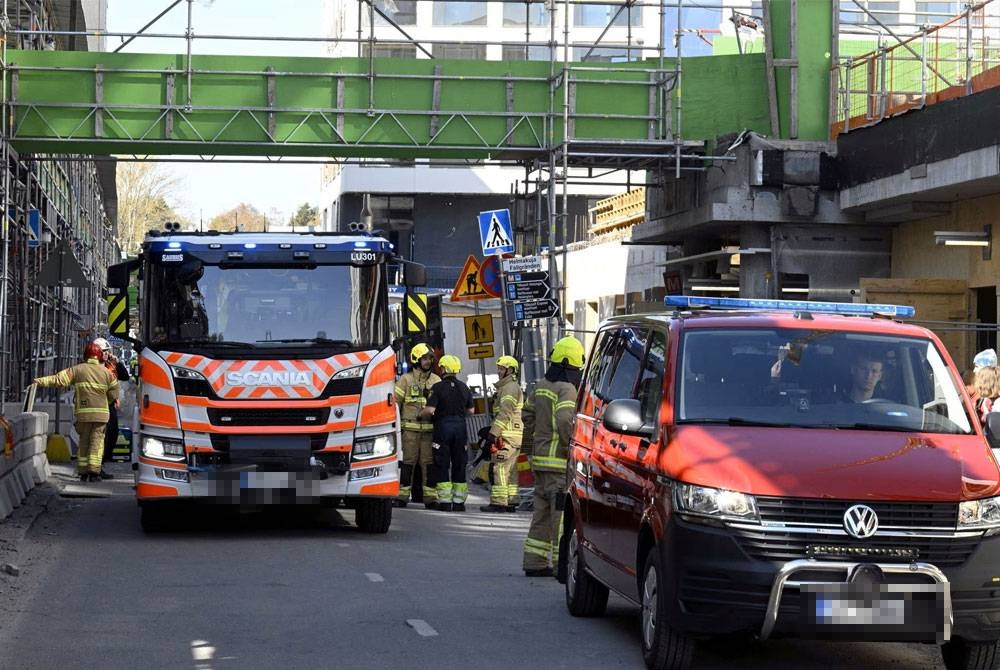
[170,366,206,381]
[141,436,186,462]
[353,434,396,460]
[333,365,365,380]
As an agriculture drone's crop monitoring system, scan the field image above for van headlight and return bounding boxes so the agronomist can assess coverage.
[352,434,395,460]
[675,483,759,522]
[141,436,185,462]
[959,496,1000,529]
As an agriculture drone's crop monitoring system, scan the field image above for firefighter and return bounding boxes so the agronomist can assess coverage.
[34,341,119,483]
[395,342,441,508]
[521,336,584,577]
[93,337,130,478]
[420,355,474,511]
[480,355,524,513]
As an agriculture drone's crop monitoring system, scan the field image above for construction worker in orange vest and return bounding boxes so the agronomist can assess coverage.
[34,341,119,482]
[480,355,524,513]
[395,342,441,508]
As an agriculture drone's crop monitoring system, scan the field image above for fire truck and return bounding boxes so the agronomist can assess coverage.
[106,228,425,533]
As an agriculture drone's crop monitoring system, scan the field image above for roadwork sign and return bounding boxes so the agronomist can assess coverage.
[451,255,489,302]
[468,344,495,360]
[478,209,514,256]
[464,314,494,345]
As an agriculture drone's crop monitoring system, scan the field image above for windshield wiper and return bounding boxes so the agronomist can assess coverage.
[256,338,354,347]
[690,417,796,428]
[824,422,914,433]
[173,339,251,348]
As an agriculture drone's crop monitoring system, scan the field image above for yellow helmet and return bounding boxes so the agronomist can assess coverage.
[439,355,461,375]
[496,355,519,372]
[550,336,585,369]
[410,342,432,364]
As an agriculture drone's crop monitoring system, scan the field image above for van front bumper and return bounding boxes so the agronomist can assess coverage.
[661,515,1000,642]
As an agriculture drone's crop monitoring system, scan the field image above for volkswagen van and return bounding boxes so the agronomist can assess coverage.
[560,296,1000,670]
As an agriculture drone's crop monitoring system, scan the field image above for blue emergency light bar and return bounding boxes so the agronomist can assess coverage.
[664,295,916,318]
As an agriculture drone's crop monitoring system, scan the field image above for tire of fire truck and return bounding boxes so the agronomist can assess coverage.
[640,546,694,670]
[139,503,172,533]
[355,498,393,533]
[941,638,1000,670]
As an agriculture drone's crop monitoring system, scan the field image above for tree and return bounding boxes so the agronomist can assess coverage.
[289,202,319,230]
[207,202,268,232]
[115,162,186,253]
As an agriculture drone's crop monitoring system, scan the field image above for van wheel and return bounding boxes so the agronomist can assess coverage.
[355,498,392,533]
[942,638,1000,670]
[641,546,693,670]
[565,524,609,617]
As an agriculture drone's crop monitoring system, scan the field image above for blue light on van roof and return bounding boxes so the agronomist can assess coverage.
[244,243,257,249]
[663,295,916,318]
[167,242,181,249]
[354,241,369,248]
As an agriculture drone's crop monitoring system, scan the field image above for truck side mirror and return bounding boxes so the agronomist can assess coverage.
[401,261,427,288]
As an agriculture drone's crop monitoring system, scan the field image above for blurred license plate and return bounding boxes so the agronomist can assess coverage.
[239,472,295,489]
[814,595,906,626]
[801,584,946,641]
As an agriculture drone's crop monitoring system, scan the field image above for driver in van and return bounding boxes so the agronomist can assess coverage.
[840,351,884,403]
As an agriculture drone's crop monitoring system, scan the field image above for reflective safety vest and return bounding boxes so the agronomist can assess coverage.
[394,369,441,432]
[489,374,524,448]
[35,358,118,423]
[522,378,576,473]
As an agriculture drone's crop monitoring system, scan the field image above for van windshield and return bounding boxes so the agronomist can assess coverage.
[678,328,973,434]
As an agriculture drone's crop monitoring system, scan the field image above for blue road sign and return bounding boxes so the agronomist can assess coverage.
[27,209,40,248]
[478,209,514,256]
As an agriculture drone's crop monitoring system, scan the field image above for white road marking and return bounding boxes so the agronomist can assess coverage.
[365,572,385,582]
[337,543,350,547]
[406,619,439,637]
[191,639,216,669]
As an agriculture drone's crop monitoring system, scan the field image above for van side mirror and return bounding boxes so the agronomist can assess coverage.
[986,413,1000,450]
[602,398,653,438]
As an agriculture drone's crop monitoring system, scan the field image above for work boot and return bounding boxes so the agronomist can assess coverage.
[99,470,114,480]
[480,504,507,513]
[436,502,452,512]
[524,567,553,577]
[423,501,438,511]
[79,473,90,483]
[393,499,408,508]
[505,505,519,513]
[452,503,465,512]
[87,473,102,483]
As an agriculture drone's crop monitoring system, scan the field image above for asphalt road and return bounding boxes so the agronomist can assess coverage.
[0,466,946,670]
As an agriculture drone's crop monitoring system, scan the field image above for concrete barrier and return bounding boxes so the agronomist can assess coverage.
[0,412,51,522]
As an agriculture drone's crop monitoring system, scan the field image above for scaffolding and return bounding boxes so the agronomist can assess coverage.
[0,0,119,412]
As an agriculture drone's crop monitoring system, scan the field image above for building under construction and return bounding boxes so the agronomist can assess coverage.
[0,1,118,410]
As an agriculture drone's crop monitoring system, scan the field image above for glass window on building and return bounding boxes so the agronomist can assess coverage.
[574,45,632,62]
[503,2,550,26]
[840,1,901,26]
[501,44,553,60]
[915,1,957,25]
[432,42,488,59]
[432,1,488,26]
[369,195,415,233]
[573,3,642,27]
[361,42,418,58]
[374,0,417,26]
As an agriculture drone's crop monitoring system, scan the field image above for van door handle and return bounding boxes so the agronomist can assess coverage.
[609,439,626,450]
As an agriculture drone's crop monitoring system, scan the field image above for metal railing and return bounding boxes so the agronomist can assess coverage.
[831,0,1000,136]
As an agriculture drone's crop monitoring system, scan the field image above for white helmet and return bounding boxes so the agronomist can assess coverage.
[92,337,111,352]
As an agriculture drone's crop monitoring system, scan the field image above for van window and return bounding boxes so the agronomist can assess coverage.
[583,329,617,411]
[600,328,648,401]
[637,331,666,426]
[678,328,973,434]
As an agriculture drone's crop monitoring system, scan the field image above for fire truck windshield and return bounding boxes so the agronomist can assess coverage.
[145,259,388,351]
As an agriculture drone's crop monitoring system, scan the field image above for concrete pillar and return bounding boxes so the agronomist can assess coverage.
[739,224,773,298]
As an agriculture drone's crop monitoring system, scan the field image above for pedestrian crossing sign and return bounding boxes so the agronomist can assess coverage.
[478,209,514,256]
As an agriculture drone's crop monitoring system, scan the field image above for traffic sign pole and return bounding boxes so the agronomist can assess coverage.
[498,257,512,356]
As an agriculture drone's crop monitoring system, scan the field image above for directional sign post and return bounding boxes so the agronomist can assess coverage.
[26,209,40,248]
[509,299,560,323]
[505,270,551,301]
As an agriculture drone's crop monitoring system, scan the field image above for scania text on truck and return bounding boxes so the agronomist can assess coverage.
[106,229,426,533]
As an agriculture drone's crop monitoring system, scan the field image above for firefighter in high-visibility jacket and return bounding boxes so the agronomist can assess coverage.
[480,355,523,513]
[34,341,119,483]
[521,336,584,577]
[395,343,441,508]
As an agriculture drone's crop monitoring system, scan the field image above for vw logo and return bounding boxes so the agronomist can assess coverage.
[843,504,879,539]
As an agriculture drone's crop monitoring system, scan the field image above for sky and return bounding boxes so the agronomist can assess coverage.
[106,0,326,225]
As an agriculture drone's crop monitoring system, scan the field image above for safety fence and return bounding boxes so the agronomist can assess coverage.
[0,408,50,522]
[831,0,1000,136]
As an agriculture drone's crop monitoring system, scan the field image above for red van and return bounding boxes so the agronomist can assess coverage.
[560,296,1000,670]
